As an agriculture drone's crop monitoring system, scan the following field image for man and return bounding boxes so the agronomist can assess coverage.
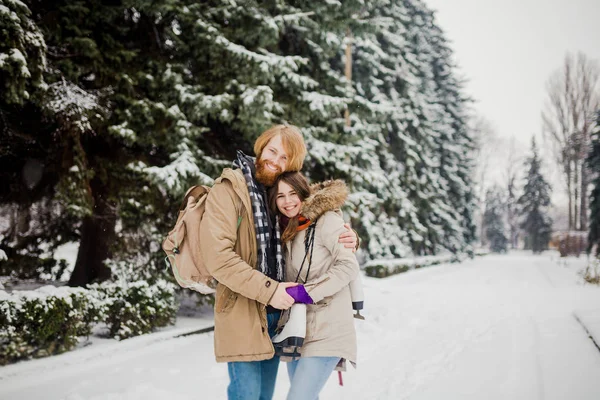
[198,124,357,400]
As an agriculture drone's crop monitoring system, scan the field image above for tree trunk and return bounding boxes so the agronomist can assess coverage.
[8,204,32,249]
[68,178,116,287]
[542,53,599,233]
[581,150,590,232]
[567,161,573,230]
[574,158,580,230]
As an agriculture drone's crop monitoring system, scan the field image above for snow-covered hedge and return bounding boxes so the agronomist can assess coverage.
[89,280,177,340]
[0,279,177,365]
[0,286,102,365]
[364,254,460,278]
[474,248,490,257]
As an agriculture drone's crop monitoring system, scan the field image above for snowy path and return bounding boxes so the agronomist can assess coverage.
[1,252,600,399]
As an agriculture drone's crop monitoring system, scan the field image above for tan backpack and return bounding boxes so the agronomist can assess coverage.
[162,185,218,294]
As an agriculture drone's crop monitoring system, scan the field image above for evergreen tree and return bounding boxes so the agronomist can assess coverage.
[404,0,477,254]
[347,0,435,257]
[484,186,508,253]
[517,138,552,253]
[0,0,46,105]
[506,174,519,249]
[1,0,478,285]
[346,0,477,256]
[587,111,600,254]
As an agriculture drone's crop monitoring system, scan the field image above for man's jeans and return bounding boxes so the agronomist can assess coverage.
[286,356,340,400]
[227,311,281,400]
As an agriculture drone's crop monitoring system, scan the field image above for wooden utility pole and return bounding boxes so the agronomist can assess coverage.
[344,28,352,128]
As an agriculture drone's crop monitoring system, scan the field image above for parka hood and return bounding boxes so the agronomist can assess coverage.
[300,179,348,221]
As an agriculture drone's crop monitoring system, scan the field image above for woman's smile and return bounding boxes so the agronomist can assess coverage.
[276,181,301,218]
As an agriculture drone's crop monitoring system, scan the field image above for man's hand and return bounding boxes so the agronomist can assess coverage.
[338,223,358,253]
[268,282,298,310]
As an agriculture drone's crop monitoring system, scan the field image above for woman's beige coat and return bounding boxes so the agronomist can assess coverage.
[283,180,359,365]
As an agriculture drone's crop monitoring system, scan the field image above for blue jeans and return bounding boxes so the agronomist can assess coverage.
[227,312,281,400]
[286,356,340,400]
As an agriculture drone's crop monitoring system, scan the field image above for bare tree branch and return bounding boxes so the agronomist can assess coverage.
[541,52,600,230]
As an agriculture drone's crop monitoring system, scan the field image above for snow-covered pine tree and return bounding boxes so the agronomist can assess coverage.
[341,0,476,257]
[143,0,476,262]
[344,0,429,258]
[312,38,418,258]
[89,1,361,281]
[0,0,100,278]
[1,0,478,284]
[586,111,600,254]
[517,138,552,253]
[0,0,46,105]
[484,186,508,253]
[392,1,451,256]
[403,0,477,254]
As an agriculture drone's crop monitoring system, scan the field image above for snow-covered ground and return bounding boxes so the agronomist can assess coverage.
[2,251,600,399]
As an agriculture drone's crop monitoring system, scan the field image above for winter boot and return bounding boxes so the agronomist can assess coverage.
[272,303,306,350]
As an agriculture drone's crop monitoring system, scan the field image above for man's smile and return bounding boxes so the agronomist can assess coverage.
[265,163,279,172]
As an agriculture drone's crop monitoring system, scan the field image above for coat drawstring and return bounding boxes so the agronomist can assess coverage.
[338,371,343,386]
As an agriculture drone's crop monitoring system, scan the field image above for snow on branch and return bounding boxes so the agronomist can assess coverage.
[46,80,108,133]
[138,149,214,196]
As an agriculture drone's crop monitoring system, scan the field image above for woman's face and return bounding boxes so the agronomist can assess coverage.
[276,181,302,218]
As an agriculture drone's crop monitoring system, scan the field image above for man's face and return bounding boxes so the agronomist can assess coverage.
[256,134,289,186]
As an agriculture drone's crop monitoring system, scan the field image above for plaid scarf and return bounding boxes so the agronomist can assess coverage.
[233,151,284,281]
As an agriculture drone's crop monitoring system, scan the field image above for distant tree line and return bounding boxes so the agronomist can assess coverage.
[482,138,552,254]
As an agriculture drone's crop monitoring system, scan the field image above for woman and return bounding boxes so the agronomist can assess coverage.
[269,172,359,400]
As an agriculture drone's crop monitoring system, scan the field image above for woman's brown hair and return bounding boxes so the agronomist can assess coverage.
[269,171,311,243]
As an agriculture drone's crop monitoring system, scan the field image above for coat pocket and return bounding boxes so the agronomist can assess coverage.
[216,285,238,313]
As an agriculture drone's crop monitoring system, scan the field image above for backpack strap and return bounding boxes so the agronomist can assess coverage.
[181,185,241,228]
[215,176,244,231]
[179,185,208,211]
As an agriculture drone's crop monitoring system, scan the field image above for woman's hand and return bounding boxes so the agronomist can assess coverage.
[268,282,298,310]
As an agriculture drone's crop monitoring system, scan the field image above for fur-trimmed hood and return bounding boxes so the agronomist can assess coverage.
[300,179,348,221]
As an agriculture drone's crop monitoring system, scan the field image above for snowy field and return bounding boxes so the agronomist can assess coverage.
[1,251,600,400]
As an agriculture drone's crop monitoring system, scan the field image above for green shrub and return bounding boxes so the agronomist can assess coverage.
[0,278,178,364]
[364,264,409,278]
[0,286,103,365]
[0,254,68,281]
[364,254,457,278]
[89,279,178,340]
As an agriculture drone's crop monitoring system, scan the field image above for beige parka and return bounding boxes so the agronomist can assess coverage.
[199,168,279,362]
[283,180,359,365]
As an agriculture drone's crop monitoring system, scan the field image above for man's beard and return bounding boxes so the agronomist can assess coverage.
[255,158,282,187]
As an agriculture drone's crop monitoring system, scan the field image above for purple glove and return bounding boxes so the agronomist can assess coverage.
[286,284,314,304]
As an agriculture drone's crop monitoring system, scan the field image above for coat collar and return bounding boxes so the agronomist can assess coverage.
[300,180,348,222]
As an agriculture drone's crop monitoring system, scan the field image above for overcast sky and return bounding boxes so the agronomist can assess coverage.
[425,0,600,146]
[425,0,600,221]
